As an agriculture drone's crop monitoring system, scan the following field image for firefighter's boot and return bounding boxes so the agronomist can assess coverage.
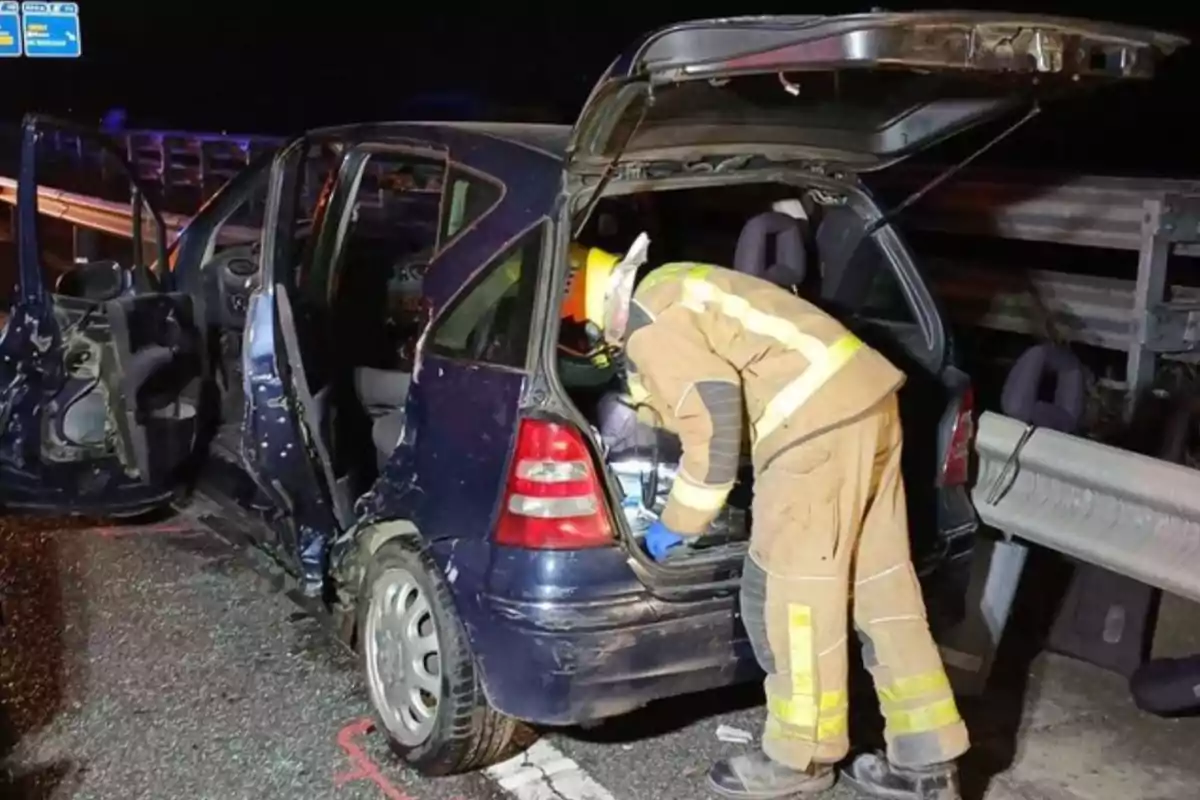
[840,753,960,800]
[707,752,835,798]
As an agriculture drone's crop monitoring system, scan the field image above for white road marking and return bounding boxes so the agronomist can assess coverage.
[485,738,619,800]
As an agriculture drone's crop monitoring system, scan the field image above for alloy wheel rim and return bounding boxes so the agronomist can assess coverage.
[364,567,442,746]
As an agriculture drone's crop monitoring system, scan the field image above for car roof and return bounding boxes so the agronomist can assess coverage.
[304,120,571,162]
[436,122,570,159]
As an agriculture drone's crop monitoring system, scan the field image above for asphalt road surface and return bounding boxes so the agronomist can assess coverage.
[2,513,1198,800]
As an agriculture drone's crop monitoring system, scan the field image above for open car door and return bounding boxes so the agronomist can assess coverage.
[235,132,348,586]
[239,129,453,591]
[0,114,206,515]
[567,12,1186,171]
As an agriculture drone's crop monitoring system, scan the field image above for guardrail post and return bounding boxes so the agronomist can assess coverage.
[937,534,1030,696]
[72,224,97,263]
[1127,197,1171,421]
[1127,194,1200,421]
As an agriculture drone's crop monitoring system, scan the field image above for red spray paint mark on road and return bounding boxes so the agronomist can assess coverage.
[334,717,414,799]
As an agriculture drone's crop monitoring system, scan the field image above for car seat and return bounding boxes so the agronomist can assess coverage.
[814,205,879,305]
[1000,343,1086,434]
[353,366,411,470]
[732,211,807,288]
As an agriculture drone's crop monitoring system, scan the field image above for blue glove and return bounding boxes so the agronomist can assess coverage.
[644,520,686,561]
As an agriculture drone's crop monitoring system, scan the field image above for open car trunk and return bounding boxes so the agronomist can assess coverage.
[557,178,964,579]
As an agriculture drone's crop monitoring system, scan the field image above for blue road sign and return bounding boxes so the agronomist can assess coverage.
[0,2,21,57]
[21,1,81,58]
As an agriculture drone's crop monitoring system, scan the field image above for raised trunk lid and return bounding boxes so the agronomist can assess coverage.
[568,12,1186,172]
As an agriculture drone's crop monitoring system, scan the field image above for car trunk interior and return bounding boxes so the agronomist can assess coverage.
[557,179,953,570]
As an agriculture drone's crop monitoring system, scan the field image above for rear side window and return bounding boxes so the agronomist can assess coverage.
[844,236,916,324]
[817,207,916,325]
[439,169,503,243]
[428,224,542,368]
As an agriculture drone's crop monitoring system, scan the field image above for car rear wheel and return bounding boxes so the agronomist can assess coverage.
[358,538,517,775]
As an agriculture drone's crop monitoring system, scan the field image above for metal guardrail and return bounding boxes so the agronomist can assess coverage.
[872,167,1200,256]
[0,176,258,246]
[31,127,282,196]
[0,175,190,239]
[972,411,1200,604]
[929,259,1200,362]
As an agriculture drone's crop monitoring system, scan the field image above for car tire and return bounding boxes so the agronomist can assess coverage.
[358,537,517,776]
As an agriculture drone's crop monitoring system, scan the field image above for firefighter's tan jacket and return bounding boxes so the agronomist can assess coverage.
[623,263,905,536]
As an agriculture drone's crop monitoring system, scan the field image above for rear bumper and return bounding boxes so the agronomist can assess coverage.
[470,591,760,726]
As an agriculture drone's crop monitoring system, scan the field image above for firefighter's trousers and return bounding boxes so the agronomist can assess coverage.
[740,394,970,771]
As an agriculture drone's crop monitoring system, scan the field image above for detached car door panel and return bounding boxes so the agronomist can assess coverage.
[0,115,206,515]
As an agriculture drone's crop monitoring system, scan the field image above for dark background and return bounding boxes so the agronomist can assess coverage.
[1,2,1199,175]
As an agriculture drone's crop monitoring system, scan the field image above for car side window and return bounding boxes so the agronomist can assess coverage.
[439,168,503,243]
[319,152,445,303]
[823,224,917,326]
[853,237,916,324]
[428,223,542,368]
[207,171,270,254]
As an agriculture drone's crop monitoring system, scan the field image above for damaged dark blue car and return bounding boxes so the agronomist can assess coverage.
[2,10,1176,779]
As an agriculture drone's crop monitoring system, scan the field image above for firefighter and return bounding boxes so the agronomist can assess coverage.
[572,236,970,799]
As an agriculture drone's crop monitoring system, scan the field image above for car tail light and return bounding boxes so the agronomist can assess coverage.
[495,418,614,550]
[939,385,975,487]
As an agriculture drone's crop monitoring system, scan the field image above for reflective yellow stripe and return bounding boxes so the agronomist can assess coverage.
[639,263,713,292]
[666,476,731,512]
[767,693,817,728]
[878,671,952,707]
[818,713,848,741]
[765,690,848,741]
[820,690,846,711]
[672,278,864,448]
[679,279,830,363]
[885,698,962,736]
[767,606,850,743]
[766,715,848,743]
[877,670,961,737]
[788,604,814,699]
[752,333,863,447]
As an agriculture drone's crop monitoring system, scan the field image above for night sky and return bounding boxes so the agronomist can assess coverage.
[3,2,1200,174]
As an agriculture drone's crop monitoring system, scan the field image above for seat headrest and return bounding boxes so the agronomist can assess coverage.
[1000,343,1087,434]
[734,211,806,288]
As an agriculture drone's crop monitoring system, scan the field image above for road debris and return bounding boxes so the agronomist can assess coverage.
[715,724,754,744]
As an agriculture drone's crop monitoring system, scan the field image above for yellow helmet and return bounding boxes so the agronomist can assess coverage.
[562,243,620,330]
[559,243,620,371]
